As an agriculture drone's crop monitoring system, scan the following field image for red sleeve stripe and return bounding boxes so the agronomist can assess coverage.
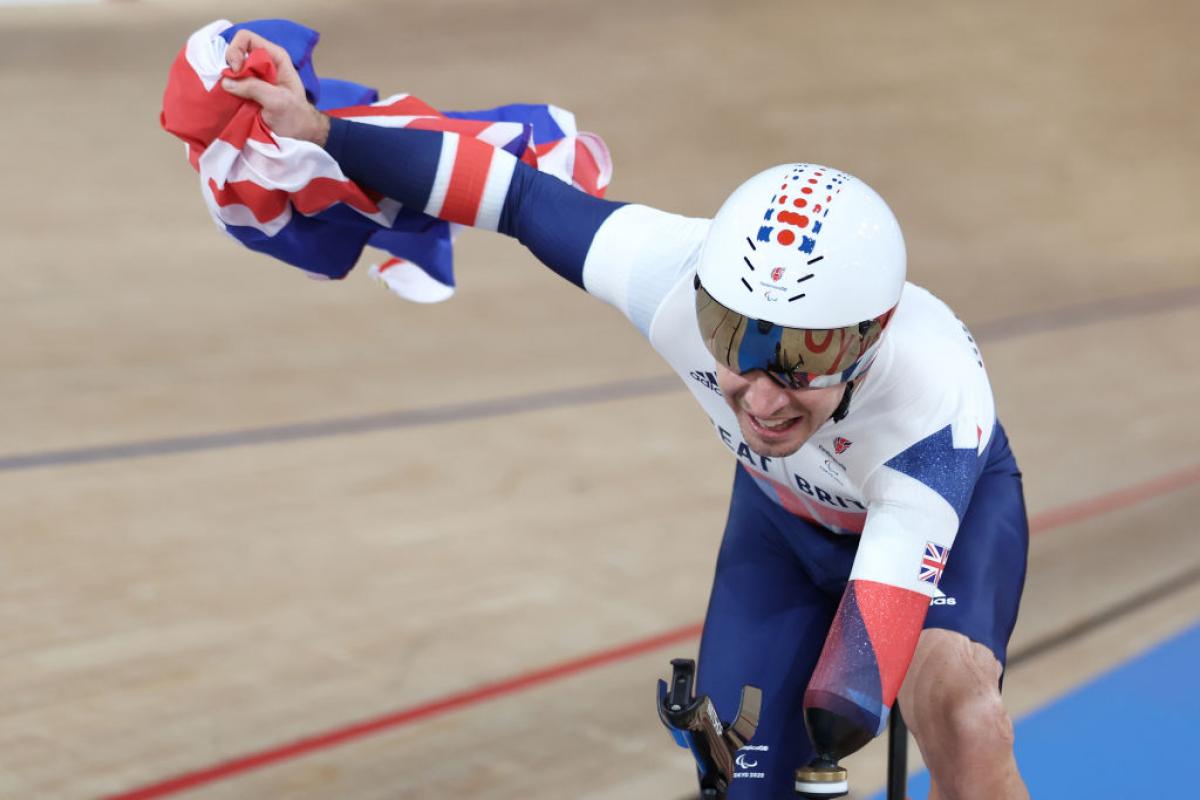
[439,135,499,228]
[853,579,927,705]
[441,136,496,226]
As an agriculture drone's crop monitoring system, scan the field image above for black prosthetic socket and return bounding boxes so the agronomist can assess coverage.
[803,706,873,761]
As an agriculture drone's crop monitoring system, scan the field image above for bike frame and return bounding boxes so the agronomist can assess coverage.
[886,704,908,800]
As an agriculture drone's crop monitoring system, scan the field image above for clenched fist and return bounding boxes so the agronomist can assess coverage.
[221,29,330,145]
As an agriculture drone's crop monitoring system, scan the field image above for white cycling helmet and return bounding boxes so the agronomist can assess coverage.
[695,163,905,389]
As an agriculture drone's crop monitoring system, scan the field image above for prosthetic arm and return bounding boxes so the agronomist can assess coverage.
[794,576,929,796]
[796,481,961,796]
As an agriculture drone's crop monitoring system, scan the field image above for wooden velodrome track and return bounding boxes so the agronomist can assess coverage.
[2,0,1198,797]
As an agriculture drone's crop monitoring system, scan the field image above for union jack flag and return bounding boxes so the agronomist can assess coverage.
[161,19,612,302]
[919,541,950,586]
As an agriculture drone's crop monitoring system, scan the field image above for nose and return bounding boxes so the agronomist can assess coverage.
[740,371,791,417]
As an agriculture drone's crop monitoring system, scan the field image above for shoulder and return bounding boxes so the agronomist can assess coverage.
[582,205,711,336]
[584,204,711,272]
[842,284,997,511]
[864,283,995,431]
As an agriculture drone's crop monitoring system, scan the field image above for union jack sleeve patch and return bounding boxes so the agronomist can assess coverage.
[918,541,950,586]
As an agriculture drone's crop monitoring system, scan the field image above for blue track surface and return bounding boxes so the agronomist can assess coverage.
[869,622,1200,799]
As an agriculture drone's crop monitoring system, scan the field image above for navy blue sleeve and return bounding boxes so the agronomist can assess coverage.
[497,158,626,287]
[323,116,626,289]
[324,116,442,210]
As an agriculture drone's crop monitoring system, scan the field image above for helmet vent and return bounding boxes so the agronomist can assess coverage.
[745,236,757,251]
[740,277,753,292]
[806,255,824,265]
[796,273,814,284]
[742,256,756,272]
[788,293,807,303]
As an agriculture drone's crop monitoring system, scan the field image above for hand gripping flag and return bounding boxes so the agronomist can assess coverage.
[161,19,613,302]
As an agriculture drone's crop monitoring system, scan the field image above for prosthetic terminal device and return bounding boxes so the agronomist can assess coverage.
[657,658,762,799]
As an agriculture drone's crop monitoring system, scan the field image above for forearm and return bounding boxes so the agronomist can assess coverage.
[322,116,624,287]
[802,489,955,759]
[803,577,929,758]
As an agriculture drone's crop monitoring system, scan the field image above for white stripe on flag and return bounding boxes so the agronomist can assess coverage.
[547,104,578,137]
[424,132,459,219]
[577,132,614,190]
[185,19,234,92]
[232,137,349,192]
[534,138,571,182]
[206,192,294,237]
[474,151,516,232]
[372,93,413,106]
[475,121,529,150]
[338,115,429,128]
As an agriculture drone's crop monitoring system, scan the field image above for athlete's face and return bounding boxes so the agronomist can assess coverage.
[715,365,846,458]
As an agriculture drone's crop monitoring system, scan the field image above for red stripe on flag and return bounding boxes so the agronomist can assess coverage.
[215,51,282,147]
[404,117,501,137]
[327,95,441,119]
[439,137,496,226]
[160,48,226,157]
[161,44,281,155]
[207,177,380,223]
[290,177,381,216]
[573,138,602,196]
[207,178,289,223]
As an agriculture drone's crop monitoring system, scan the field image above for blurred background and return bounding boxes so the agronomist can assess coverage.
[1,0,1197,797]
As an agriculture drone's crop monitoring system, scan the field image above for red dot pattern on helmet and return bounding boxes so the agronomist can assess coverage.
[750,165,852,273]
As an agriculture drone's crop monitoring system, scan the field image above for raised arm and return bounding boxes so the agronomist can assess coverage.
[220,29,625,289]
[221,29,710,334]
[322,119,624,288]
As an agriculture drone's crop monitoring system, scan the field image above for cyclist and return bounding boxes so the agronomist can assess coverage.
[220,31,1030,800]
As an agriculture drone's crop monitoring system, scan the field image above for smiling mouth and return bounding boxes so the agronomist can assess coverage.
[747,414,802,436]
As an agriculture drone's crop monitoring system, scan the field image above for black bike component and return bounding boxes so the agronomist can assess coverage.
[657,658,762,798]
[886,703,908,800]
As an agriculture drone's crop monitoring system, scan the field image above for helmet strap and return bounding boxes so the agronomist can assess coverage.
[831,380,855,423]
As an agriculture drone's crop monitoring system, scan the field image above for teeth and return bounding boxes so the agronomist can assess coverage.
[755,416,792,430]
